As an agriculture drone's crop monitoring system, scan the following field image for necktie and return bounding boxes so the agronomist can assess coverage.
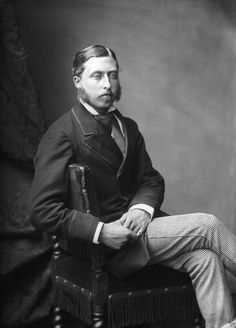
[95,113,113,134]
[95,113,125,155]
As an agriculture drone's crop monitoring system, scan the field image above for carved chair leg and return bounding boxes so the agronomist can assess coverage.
[92,304,106,328]
[53,306,63,328]
[193,316,205,328]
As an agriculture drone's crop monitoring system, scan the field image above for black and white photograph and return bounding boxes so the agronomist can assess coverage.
[1,1,236,328]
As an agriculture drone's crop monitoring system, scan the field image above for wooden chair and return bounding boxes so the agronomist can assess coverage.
[51,163,204,328]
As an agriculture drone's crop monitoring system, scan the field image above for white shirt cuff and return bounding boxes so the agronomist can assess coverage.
[93,221,104,244]
[129,204,154,221]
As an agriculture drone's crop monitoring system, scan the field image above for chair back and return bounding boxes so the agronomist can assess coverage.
[59,164,106,269]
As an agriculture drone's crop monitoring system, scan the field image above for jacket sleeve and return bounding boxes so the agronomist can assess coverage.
[128,122,165,213]
[28,125,100,242]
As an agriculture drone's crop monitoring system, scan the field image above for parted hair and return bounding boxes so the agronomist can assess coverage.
[72,44,119,77]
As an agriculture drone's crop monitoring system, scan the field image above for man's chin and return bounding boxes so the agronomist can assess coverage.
[95,104,111,115]
[87,99,114,112]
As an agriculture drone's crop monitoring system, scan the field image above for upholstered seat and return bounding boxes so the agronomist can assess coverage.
[52,254,200,327]
[51,164,203,328]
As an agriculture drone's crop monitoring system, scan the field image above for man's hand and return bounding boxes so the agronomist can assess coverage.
[119,209,151,236]
[99,220,138,249]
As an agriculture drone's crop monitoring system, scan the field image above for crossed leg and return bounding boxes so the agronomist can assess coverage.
[145,213,236,328]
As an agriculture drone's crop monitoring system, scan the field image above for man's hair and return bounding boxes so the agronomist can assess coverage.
[72,44,119,77]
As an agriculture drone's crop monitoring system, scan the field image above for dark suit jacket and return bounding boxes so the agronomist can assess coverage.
[29,101,165,275]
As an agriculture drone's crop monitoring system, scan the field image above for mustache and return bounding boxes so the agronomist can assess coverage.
[78,85,122,102]
[99,91,114,97]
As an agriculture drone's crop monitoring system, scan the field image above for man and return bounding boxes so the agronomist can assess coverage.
[29,44,236,328]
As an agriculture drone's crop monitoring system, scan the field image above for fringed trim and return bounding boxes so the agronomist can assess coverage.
[59,239,92,259]
[53,275,93,325]
[91,244,106,270]
[107,284,201,328]
[59,239,106,269]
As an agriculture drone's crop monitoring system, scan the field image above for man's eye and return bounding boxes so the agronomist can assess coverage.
[93,74,102,79]
[110,73,118,79]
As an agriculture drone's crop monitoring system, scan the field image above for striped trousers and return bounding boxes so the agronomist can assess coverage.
[145,213,236,328]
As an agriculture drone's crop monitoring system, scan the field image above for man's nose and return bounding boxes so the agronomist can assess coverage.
[103,75,111,89]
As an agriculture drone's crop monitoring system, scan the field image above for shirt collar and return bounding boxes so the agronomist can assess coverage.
[80,98,116,116]
[79,98,125,137]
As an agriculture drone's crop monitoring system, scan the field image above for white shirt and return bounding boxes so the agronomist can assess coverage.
[80,99,154,243]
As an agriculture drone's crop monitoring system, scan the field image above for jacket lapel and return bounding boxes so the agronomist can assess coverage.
[71,102,123,170]
[113,110,134,178]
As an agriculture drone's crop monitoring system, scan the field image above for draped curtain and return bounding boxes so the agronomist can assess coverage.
[0,0,53,326]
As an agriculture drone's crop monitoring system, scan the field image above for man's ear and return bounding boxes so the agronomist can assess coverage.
[73,76,81,89]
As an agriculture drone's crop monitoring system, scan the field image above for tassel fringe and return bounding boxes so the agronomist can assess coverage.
[107,285,201,328]
[59,239,106,269]
[53,276,201,328]
[53,275,93,325]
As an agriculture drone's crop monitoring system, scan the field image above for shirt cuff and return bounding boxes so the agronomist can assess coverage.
[129,204,154,221]
[93,221,104,244]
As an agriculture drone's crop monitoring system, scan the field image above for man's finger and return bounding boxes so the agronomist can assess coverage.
[119,215,127,224]
[123,219,131,228]
[137,229,143,236]
[132,225,142,234]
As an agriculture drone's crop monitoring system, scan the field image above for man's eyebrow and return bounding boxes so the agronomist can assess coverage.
[90,70,102,75]
[90,69,118,75]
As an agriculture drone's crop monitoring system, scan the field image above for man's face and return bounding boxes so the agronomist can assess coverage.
[73,56,121,114]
